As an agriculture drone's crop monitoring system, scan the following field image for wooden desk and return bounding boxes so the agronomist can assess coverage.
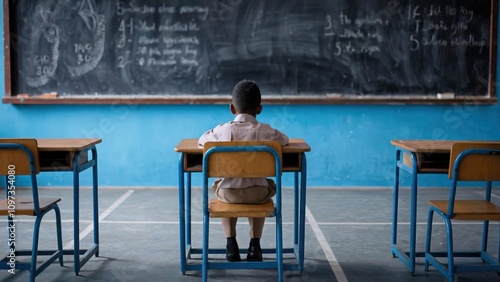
[174,138,310,273]
[390,140,500,274]
[176,138,310,172]
[37,138,101,274]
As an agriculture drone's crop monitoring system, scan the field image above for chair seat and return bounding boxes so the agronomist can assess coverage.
[209,199,275,218]
[0,197,61,216]
[429,200,500,220]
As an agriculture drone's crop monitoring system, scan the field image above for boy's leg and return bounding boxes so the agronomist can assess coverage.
[222,217,238,237]
[247,217,265,261]
[248,217,265,238]
[223,217,241,262]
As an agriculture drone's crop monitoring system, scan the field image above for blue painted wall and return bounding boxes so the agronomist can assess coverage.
[1,7,499,189]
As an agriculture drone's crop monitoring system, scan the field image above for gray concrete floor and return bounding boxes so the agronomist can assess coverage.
[1,187,500,281]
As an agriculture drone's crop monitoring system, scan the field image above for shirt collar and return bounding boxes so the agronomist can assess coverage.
[233,114,257,123]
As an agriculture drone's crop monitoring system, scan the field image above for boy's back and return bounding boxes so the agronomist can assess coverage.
[197,79,288,262]
[199,113,288,145]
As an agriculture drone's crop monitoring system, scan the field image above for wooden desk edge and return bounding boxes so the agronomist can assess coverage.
[391,140,456,153]
[37,138,102,151]
[391,140,500,153]
[174,138,311,153]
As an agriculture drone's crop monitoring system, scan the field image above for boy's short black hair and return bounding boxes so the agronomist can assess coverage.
[231,80,261,113]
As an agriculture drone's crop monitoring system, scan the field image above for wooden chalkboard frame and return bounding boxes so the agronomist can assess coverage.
[2,0,498,105]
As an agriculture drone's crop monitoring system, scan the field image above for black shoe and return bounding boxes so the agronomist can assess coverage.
[226,238,241,262]
[247,239,263,261]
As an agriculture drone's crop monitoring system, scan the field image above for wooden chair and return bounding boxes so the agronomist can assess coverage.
[0,139,63,282]
[201,141,283,282]
[424,142,500,281]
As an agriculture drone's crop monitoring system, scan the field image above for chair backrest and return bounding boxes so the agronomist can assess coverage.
[203,141,282,178]
[449,142,500,181]
[0,139,40,176]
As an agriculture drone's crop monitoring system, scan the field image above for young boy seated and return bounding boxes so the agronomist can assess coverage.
[198,79,289,262]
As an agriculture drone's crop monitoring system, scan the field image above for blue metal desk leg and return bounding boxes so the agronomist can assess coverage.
[178,153,186,274]
[92,147,99,257]
[298,152,307,272]
[73,152,81,275]
[294,172,299,248]
[186,172,192,251]
[392,149,400,257]
[70,148,99,275]
[408,163,418,275]
[391,149,418,274]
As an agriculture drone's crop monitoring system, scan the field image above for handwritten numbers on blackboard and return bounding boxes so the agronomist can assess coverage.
[117,19,134,49]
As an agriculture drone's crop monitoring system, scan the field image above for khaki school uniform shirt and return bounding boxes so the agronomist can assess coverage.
[198,114,289,189]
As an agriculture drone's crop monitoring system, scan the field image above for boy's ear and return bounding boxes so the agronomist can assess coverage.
[256,105,263,114]
[230,104,237,114]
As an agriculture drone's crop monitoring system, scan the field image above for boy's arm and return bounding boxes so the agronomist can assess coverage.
[261,124,288,146]
[276,130,289,146]
[198,130,216,146]
[198,124,227,145]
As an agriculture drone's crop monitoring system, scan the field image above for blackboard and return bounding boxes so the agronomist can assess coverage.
[3,0,497,104]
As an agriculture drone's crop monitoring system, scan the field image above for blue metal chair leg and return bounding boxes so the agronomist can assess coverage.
[424,209,434,271]
[444,217,455,281]
[498,224,500,275]
[30,215,43,282]
[277,213,284,282]
[54,205,64,266]
[481,220,489,262]
[482,181,492,259]
[202,214,209,282]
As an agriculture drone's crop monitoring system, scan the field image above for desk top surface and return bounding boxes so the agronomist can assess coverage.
[391,140,500,153]
[175,138,311,153]
[37,138,102,151]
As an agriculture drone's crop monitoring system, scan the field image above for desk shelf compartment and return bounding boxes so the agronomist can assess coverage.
[403,152,449,173]
[39,151,88,171]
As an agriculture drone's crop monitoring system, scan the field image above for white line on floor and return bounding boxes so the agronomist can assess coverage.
[306,205,348,282]
[64,189,135,249]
